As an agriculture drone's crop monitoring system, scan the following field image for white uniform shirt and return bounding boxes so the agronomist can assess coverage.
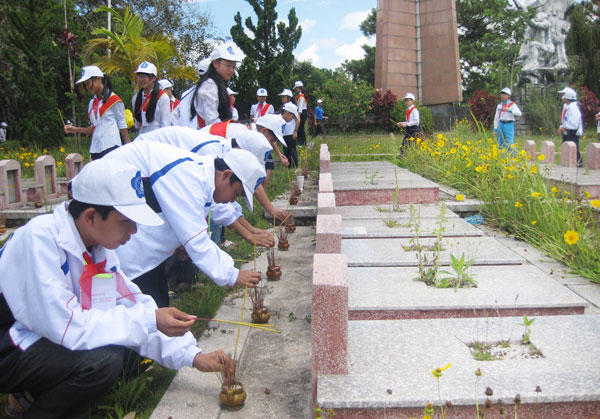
[105,142,239,285]
[231,107,239,121]
[296,94,307,112]
[0,127,6,143]
[0,203,200,369]
[283,116,296,136]
[195,79,221,126]
[131,90,171,134]
[170,97,180,126]
[250,102,275,121]
[87,93,127,153]
[493,100,522,130]
[405,105,420,127]
[199,122,251,138]
[176,87,199,129]
[560,101,583,135]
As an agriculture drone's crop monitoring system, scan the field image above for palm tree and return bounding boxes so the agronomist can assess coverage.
[82,6,195,86]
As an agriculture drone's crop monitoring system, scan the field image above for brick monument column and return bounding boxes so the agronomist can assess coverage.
[375,0,462,106]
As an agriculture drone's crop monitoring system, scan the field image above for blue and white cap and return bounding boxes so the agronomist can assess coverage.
[222,149,266,211]
[235,131,273,165]
[256,88,268,97]
[197,57,211,75]
[76,66,104,84]
[559,87,577,101]
[135,61,157,76]
[256,114,287,147]
[71,159,163,226]
[210,43,244,62]
[282,102,299,119]
[158,79,173,89]
[278,89,293,97]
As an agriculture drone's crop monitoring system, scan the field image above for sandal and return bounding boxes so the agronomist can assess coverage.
[4,392,34,418]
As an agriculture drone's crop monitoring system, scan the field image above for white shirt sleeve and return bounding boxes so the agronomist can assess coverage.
[157,94,172,128]
[113,100,128,130]
[210,202,240,226]
[407,107,420,127]
[196,79,221,125]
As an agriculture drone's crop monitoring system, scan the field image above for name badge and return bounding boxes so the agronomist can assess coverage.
[91,273,117,310]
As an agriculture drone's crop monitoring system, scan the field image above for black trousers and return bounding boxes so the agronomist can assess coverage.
[90,145,119,161]
[562,130,582,165]
[0,338,124,419]
[297,110,307,145]
[133,259,170,308]
[283,134,298,168]
[401,126,421,149]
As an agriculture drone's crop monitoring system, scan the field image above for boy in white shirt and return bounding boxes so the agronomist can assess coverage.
[493,87,522,149]
[0,159,230,418]
[396,93,421,151]
[557,87,583,167]
[250,88,274,122]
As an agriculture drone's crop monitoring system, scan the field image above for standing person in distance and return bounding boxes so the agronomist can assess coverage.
[0,122,7,143]
[159,79,180,126]
[558,86,583,167]
[132,61,171,135]
[64,66,130,160]
[396,93,421,151]
[294,81,308,145]
[278,89,299,167]
[250,88,275,122]
[228,88,239,121]
[187,44,242,129]
[493,87,522,149]
[314,99,326,136]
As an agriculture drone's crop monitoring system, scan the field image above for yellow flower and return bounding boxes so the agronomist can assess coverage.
[531,192,541,198]
[584,191,590,199]
[33,153,38,158]
[563,230,579,245]
[432,363,451,378]
[590,200,600,208]
[437,140,445,148]
[456,194,464,201]
[60,147,65,153]
[465,158,472,168]
[24,162,30,167]
[437,133,444,139]
[531,220,537,225]
[446,170,451,175]
[520,149,527,156]
[514,201,523,208]
[530,165,538,174]
[551,187,559,193]
[57,161,63,166]
[475,165,484,172]
[537,154,545,161]
[450,148,457,154]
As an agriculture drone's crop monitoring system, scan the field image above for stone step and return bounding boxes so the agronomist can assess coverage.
[540,166,600,199]
[317,315,600,417]
[327,204,461,219]
[347,265,587,320]
[342,217,482,239]
[342,237,524,267]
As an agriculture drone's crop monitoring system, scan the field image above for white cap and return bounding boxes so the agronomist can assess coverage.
[256,114,287,147]
[278,89,293,97]
[500,87,512,96]
[403,93,416,100]
[135,61,157,76]
[158,79,173,89]
[317,99,323,104]
[210,43,244,62]
[227,87,239,96]
[294,80,303,88]
[71,159,163,227]
[197,58,211,75]
[76,66,103,84]
[234,131,273,165]
[559,87,577,101]
[0,122,6,127]
[256,88,268,96]
[282,102,299,118]
[222,149,267,211]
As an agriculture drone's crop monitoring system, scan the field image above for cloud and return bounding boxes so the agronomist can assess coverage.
[340,10,371,30]
[299,19,317,33]
[298,43,320,65]
[335,35,375,63]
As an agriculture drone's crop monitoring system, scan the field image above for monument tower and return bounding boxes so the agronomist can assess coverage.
[375,0,463,106]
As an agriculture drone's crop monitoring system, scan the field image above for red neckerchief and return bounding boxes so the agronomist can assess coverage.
[561,106,567,123]
[91,97,101,119]
[405,105,415,122]
[499,101,514,118]
[79,252,136,310]
[256,102,264,116]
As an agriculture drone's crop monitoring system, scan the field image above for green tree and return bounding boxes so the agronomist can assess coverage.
[566,1,600,97]
[230,0,302,113]
[82,6,194,87]
[457,0,532,96]
[340,8,376,86]
[1,0,67,146]
[291,60,334,106]
[312,73,373,133]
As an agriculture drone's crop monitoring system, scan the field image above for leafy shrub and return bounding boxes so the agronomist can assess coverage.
[578,85,600,127]
[312,73,373,133]
[390,100,434,134]
[468,90,499,129]
[522,89,561,134]
[371,88,398,132]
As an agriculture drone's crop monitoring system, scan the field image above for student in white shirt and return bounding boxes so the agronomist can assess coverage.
[279,90,299,168]
[0,158,230,418]
[558,87,584,166]
[493,87,522,149]
[294,81,308,145]
[105,143,263,307]
[182,44,242,130]
[132,61,171,134]
[158,79,180,126]
[228,88,239,121]
[396,93,421,151]
[65,66,130,159]
[250,88,275,122]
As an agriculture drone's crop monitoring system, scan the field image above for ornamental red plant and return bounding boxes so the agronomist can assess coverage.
[468,91,499,129]
[371,88,398,132]
[578,85,599,127]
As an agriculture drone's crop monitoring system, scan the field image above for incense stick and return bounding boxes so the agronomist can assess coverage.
[234,286,247,360]
[58,109,66,126]
[194,317,279,333]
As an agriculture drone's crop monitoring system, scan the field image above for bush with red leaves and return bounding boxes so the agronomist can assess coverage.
[578,86,600,127]
[371,88,398,132]
[468,90,499,129]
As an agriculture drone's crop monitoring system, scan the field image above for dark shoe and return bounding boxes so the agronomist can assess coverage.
[4,393,34,418]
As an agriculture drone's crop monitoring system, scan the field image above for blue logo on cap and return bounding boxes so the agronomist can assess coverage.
[141,61,148,68]
[263,151,271,163]
[81,69,85,77]
[227,46,234,55]
[254,176,265,191]
[131,170,144,198]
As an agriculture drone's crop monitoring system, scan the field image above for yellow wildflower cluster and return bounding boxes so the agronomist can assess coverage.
[0,145,69,178]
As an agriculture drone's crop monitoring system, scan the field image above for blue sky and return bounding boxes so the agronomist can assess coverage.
[189,0,376,69]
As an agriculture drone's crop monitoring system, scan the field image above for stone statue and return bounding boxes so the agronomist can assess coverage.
[513,0,574,84]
